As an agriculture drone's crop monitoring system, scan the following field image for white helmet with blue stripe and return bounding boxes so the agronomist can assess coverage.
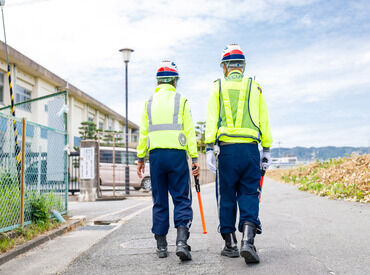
[156,60,179,83]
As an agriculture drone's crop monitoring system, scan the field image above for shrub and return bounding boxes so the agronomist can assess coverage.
[29,193,50,224]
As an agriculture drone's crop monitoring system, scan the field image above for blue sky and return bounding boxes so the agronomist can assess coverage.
[4,0,370,147]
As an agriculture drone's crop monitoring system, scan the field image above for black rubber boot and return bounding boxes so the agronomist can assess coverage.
[175,226,192,261]
[221,232,240,257]
[155,235,168,258]
[240,222,260,264]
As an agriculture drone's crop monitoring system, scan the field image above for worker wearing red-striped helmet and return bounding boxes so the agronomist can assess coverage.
[205,43,273,264]
[156,60,179,85]
[137,59,198,261]
[220,44,246,76]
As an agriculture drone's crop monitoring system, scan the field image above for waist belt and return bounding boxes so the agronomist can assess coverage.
[219,141,257,146]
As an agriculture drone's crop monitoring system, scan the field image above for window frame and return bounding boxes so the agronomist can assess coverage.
[15,85,32,112]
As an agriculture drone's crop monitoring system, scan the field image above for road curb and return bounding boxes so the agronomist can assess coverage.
[0,216,86,266]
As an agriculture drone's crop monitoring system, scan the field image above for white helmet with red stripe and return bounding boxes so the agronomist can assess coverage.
[156,60,179,82]
[220,44,246,65]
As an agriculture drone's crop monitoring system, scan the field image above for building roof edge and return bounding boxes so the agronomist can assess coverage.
[0,40,139,129]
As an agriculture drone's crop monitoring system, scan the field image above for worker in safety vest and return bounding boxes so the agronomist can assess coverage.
[205,44,272,264]
[137,60,199,261]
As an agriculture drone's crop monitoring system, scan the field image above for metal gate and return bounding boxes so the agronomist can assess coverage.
[96,131,150,198]
[68,152,80,195]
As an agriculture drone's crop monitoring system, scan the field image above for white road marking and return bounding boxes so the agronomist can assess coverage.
[92,202,146,222]
[109,205,153,233]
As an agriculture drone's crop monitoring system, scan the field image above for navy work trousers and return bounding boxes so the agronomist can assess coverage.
[149,149,193,236]
[216,143,261,233]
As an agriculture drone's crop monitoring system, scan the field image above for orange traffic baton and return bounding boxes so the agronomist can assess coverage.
[259,169,266,203]
[192,167,207,234]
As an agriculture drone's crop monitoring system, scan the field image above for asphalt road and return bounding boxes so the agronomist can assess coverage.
[63,178,370,275]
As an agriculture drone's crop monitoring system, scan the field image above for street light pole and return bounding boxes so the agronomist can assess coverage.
[119,48,134,195]
[124,61,129,195]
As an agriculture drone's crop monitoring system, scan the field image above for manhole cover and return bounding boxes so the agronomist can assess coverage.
[94,220,119,225]
[79,225,115,231]
[120,238,175,249]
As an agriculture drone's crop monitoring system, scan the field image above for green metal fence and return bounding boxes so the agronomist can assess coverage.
[0,91,68,233]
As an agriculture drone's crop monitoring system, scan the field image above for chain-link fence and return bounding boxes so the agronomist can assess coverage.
[0,91,68,233]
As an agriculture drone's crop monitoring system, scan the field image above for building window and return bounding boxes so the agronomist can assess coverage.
[15,86,32,112]
[26,124,34,137]
[0,72,4,104]
[98,122,104,130]
[0,116,7,132]
[41,128,48,139]
[108,118,113,130]
[74,136,81,147]
[88,116,94,122]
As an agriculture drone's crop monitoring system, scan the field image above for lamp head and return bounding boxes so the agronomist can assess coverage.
[119,48,134,63]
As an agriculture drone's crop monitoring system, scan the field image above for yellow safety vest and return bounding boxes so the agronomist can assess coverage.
[137,84,198,160]
[217,75,260,142]
[205,71,273,147]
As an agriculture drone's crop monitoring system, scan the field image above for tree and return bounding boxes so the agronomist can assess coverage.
[101,130,124,147]
[79,121,97,140]
[195,121,206,153]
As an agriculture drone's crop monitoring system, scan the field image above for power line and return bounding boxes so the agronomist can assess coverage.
[7,0,56,7]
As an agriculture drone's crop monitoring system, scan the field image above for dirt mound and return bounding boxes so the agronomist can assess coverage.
[267,154,369,203]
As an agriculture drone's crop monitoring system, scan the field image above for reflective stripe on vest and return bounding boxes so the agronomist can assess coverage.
[147,92,183,132]
[218,77,260,141]
[222,77,248,129]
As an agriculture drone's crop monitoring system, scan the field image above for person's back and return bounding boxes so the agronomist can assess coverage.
[205,44,273,264]
[136,60,199,261]
[145,83,188,151]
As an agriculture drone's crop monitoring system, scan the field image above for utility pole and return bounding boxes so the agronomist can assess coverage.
[1,1,22,183]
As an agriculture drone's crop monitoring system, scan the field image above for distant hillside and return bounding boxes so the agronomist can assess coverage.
[271,146,368,161]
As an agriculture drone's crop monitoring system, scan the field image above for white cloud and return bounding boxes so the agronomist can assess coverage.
[271,124,370,147]
[4,0,319,71]
[253,37,370,104]
[2,0,369,147]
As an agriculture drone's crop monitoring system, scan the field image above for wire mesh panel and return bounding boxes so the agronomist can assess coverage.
[0,91,68,233]
[0,114,22,232]
[0,91,67,130]
[22,122,67,224]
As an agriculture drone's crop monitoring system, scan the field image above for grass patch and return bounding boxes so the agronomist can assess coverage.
[1,168,65,230]
[268,154,369,203]
[0,180,66,253]
[0,219,62,253]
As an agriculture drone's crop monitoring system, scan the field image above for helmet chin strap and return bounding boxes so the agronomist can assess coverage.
[157,77,178,87]
[222,62,245,76]
[224,67,245,77]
